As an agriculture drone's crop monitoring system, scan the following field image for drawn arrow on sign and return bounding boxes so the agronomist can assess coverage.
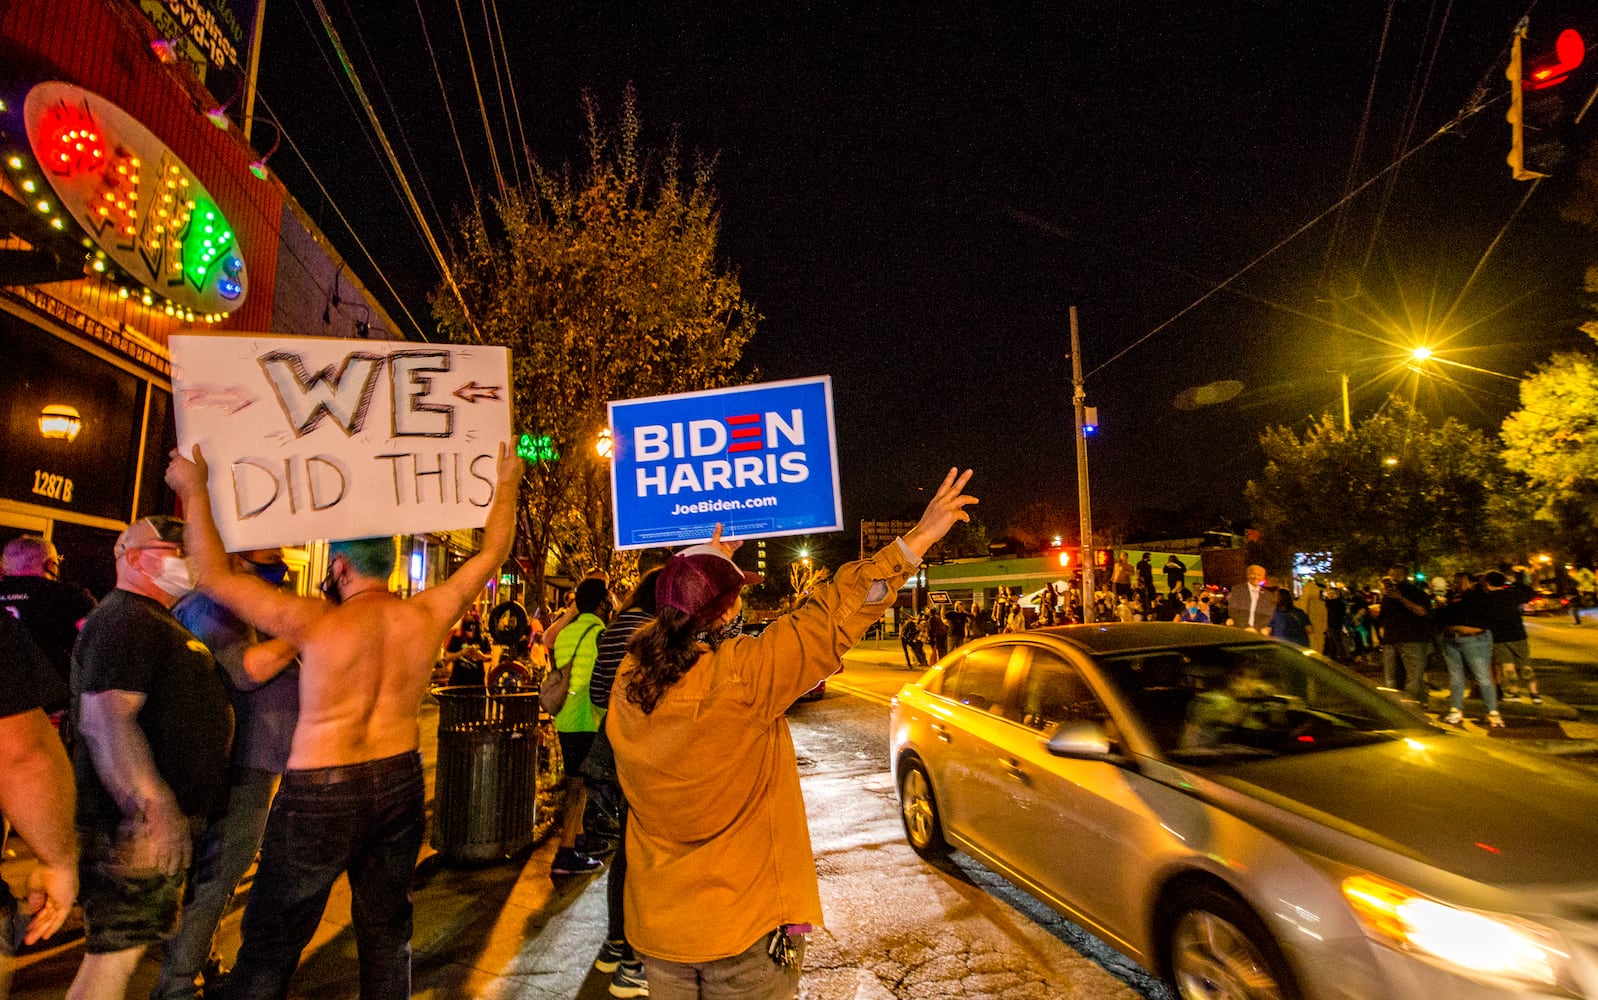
[454,382,503,403]
[181,387,255,415]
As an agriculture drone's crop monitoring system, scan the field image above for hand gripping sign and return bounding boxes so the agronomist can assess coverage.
[171,334,512,550]
[607,376,842,549]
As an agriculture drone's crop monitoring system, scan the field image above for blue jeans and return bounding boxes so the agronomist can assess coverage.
[228,752,424,1000]
[154,767,280,1000]
[641,932,805,1000]
[1441,631,1497,714]
[1381,642,1430,700]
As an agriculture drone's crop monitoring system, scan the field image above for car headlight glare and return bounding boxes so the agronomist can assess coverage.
[1342,876,1565,987]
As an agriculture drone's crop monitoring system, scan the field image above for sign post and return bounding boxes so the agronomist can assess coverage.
[171,333,513,550]
[607,376,842,549]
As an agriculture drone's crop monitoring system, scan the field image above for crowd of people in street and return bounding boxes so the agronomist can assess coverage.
[0,455,979,1000]
[890,552,1592,735]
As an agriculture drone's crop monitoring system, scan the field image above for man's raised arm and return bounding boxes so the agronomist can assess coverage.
[415,442,524,626]
[166,447,324,643]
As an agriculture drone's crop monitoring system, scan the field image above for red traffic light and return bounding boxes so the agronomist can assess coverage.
[1529,28,1585,89]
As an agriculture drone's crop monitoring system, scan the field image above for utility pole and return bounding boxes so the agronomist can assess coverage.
[1070,306,1096,623]
[242,0,269,141]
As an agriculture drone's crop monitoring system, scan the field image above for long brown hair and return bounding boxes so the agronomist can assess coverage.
[623,606,704,714]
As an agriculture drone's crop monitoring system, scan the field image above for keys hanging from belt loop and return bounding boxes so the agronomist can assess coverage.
[767,926,797,969]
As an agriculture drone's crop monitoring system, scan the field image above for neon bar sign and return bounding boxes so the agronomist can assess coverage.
[20,81,248,316]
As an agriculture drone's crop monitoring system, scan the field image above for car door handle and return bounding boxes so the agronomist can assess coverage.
[1001,758,1026,781]
[930,723,952,743]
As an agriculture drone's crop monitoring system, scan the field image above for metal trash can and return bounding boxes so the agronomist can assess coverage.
[431,686,540,864]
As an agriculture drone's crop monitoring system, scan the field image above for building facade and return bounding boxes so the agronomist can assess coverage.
[1,0,404,595]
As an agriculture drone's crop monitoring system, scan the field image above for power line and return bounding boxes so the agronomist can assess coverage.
[488,0,533,184]
[1086,112,1470,381]
[258,93,433,342]
[478,0,522,188]
[1320,0,1395,292]
[452,0,508,201]
[1359,0,1454,276]
[412,0,485,230]
[286,0,426,253]
[308,0,483,340]
[342,0,449,239]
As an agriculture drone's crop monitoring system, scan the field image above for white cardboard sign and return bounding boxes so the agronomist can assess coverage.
[170,334,513,551]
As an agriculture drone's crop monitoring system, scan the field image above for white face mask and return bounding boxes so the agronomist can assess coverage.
[150,554,194,598]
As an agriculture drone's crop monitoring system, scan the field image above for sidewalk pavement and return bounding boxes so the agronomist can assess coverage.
[10,701,620,1000]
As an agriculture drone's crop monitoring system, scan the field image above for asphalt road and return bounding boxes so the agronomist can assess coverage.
[787,690,1164,1000]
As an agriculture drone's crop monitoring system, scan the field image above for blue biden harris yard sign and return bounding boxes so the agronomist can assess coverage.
[608,377,842,549]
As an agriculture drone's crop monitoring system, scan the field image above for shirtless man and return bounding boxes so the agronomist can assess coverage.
[165,442,522,1000]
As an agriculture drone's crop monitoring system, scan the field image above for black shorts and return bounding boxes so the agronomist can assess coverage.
[77,824,191,953]
[557,730,596,775]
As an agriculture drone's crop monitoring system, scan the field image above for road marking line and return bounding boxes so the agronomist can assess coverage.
[826,678,893,706]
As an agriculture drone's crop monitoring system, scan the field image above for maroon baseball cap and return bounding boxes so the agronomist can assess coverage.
[658,546,763,627]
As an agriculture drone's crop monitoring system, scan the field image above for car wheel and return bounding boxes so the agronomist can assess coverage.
[897,757,949,859]
[1164,884,1300,1000]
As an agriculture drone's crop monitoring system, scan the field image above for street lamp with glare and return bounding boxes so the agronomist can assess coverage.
[1411,346,1433,361]
[595,427,613,459]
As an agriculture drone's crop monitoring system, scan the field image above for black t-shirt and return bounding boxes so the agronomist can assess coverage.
[446,632,490,656]
[0,613,70,719]
[1378,581,1433,643]
[0,575,97,685]
[71,589,234,826]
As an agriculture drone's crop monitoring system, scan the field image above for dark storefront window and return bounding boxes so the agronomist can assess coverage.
[1,312,143,522]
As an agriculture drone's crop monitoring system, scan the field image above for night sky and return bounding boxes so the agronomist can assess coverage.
[254,1,1595,543]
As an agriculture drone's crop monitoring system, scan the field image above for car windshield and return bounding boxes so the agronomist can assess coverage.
[1094,642,1427,761]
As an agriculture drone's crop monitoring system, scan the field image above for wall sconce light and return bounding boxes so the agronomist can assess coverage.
[244,117,280,180]
[202,69,246,130]
[38,403,83,441]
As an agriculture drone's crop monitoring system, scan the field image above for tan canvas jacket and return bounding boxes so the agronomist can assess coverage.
[608,541,918,962]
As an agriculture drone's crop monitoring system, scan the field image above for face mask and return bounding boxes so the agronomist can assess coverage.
[151,554,193,598]
[701,609,745,650]
[320,568,343,605]
[250,560,290,587]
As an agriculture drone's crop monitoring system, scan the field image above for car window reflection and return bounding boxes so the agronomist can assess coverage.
[1096,643,1422,760]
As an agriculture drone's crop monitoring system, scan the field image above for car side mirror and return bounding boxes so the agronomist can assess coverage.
[1044,721,1138,770]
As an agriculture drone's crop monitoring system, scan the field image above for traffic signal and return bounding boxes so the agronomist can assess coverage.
[1507,21,1588,180]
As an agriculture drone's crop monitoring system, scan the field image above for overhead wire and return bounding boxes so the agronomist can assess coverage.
[1319,0,1395,293]
[1434,178,1542,334]
[488,0,534,184]
[412,0,485,230]
[1359,0,1454,275]
[286,0,427,252]
[478,0,522,188]
[258,93,433,342]
[1086,109,1474,381]
[341,0,450,240]
[451,0,509,201]
[307,0,484,341]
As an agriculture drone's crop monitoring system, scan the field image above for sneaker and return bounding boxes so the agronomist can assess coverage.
[550,847,603,876]
[610,960,649,998]
[1532,694,1544,706]
[1487,710,1505,728]
[595,939,631,974]
[1443,709,1463,725]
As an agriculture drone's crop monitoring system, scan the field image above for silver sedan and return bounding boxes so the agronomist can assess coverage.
[889,623,1598,1000]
